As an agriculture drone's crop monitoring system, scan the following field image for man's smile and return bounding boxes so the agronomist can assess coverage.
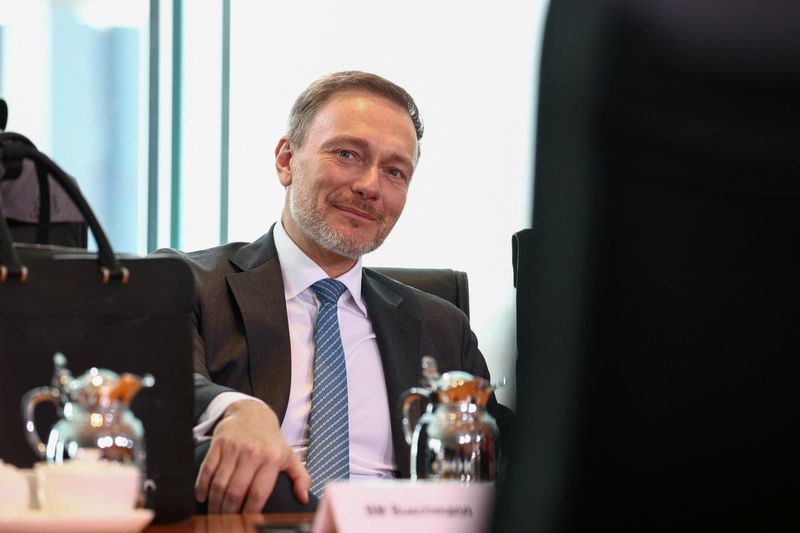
[331,202,380,222]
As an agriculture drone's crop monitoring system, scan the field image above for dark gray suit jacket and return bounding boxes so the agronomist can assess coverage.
[165,227,511,477]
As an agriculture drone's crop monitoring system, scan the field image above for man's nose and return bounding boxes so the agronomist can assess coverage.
[351,165,381,199]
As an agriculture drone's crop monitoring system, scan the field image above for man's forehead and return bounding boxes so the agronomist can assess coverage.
[308,91,418,159]
[314,91,414,131]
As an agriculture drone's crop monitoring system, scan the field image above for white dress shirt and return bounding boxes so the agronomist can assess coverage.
[194,222,396,479]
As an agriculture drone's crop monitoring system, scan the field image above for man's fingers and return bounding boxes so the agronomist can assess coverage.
[199,400,302,513]
[241,465,279,513]
[220,448,265,514]
[195,442,221,502]
[285,454,311,505]
[206,442,238,513]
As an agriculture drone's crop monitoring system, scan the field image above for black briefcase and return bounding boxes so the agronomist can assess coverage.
[0,133,195,523]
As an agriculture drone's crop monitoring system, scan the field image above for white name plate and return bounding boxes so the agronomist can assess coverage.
[312,479,495,533]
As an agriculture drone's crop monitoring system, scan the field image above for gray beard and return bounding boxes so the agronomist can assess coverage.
[288,184,386,260]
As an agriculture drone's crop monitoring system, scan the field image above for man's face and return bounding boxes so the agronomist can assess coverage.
[276,91,418,264]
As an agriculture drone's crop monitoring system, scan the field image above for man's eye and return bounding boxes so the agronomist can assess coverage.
[388,168,405,180]
[337,150,353,158]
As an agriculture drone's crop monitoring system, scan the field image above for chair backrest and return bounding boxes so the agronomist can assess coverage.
[497,0,800,530]
[0,129,88,248]
[370,267,470,318]
[0,98,7,130]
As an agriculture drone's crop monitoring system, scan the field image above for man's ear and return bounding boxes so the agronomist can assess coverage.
[275,136,293,186]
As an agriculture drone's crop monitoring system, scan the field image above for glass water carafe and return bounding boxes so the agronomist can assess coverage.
[400,356,501,482]
[21,352,153,468]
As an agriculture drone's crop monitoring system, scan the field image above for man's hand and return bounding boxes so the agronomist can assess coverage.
[195,400,311,513]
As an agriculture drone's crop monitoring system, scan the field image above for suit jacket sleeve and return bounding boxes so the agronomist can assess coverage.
[154,246,242,422]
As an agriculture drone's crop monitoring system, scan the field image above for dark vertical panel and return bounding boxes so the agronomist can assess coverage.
[170,0,182,248]
[219,0,231,245]
[497,0,800,530]
[147,0,160,252]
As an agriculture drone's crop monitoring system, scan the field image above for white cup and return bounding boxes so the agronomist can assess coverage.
[35,461,141,516]
[0,461,29,515]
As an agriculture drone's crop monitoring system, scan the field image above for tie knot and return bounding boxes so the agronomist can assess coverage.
[311,278,347,304]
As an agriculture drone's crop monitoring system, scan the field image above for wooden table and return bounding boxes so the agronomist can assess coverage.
[144,513,315,533]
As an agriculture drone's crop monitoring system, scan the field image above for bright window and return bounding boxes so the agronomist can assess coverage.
[1,0,549,406]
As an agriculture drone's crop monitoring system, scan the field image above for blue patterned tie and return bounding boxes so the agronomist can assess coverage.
[307,278,350,497]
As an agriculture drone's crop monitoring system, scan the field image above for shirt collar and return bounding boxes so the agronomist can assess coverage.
[273,221,367,315]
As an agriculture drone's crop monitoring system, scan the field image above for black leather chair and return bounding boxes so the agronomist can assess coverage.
[0,125,88,248]
[370,267,470,318]
[496,0,800,530]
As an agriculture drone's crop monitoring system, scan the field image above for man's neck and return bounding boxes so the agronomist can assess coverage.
[315,255,358,279]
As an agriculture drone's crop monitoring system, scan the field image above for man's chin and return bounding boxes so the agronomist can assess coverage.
[332,238,382,258]
[329,221,383,245]
[293,211,385,259]
[322,230,384,259]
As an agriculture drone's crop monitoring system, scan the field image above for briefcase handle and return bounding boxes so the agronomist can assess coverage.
[0,133,128,284]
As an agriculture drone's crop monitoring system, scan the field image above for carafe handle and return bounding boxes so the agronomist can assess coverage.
[400,388,431,445]
[20,386,62,458]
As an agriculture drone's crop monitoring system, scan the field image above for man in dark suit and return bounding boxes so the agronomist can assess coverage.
[168,71,510,514]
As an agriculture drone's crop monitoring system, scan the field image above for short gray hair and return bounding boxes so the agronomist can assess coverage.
[287,71,424,154]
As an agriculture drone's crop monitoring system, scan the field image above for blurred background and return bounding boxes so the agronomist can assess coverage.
[0,0,549,406]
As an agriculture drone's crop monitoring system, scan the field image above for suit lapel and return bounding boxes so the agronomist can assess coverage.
[226,230,293,422]
[362,272,423,477]
[218,237,425,474]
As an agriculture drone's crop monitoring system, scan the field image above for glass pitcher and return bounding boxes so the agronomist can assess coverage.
[21,352,154,467]
[400,356,502,482]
